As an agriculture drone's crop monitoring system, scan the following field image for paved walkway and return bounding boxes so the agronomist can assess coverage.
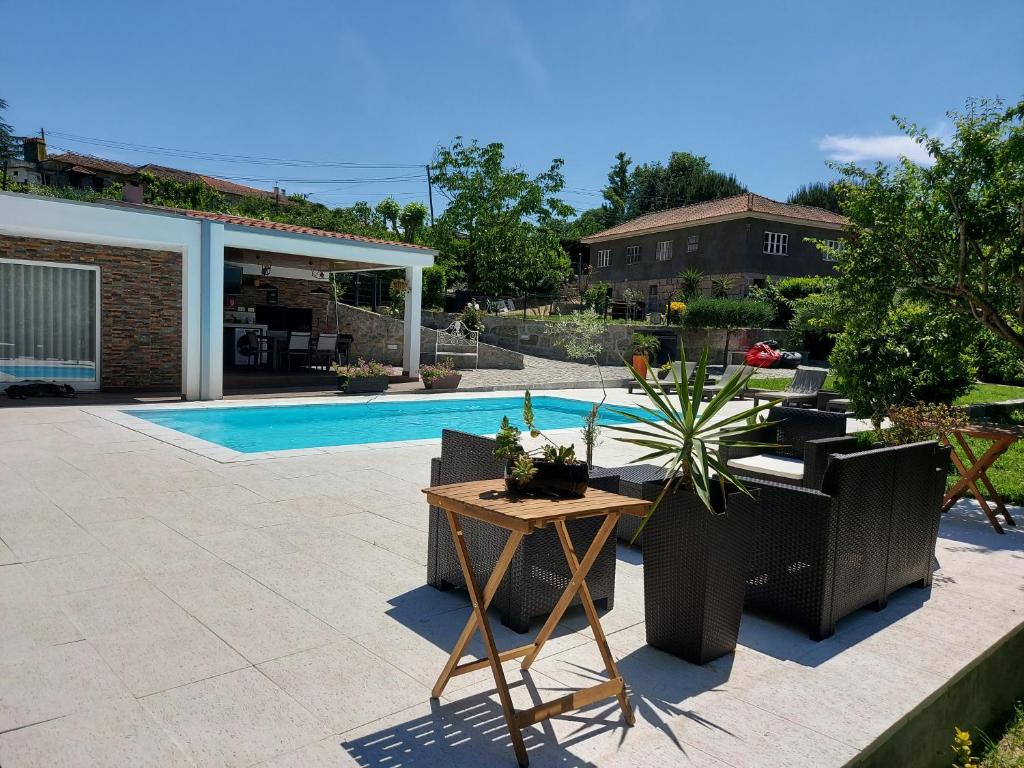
[0,389,1019,767]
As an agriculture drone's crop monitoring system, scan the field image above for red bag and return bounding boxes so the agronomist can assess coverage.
[745,342,781,368]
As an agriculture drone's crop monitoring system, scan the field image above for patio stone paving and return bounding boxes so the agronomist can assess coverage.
[0,388,1021,767]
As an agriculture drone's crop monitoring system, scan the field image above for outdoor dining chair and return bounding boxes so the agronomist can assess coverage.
[309,333,338,370]
[285,332,311,371]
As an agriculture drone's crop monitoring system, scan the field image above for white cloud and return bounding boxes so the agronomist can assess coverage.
[818,134,934,165]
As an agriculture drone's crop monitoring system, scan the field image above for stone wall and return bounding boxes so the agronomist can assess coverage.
[422,310,801,366]
[338,304,524,369]
[0,234,182,390]
[238,276,340,334]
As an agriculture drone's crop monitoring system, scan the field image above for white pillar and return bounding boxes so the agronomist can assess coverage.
[199,221,224,400]
[180,227,203,401]
[403,265,422,376]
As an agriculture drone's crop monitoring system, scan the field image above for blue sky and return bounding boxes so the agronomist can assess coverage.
[2,0,1021,215]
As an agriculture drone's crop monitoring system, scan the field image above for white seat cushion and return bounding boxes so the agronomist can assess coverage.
[727,454,804,481]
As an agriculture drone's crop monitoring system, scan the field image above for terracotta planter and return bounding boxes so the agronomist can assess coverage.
[341,375,389,394]
[631,354,649,379]
[424,373,462,390]
[504,458,589,498]
[640,480,757,664]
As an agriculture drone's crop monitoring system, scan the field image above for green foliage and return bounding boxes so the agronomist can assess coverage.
[18,182,124,203]
[329,358,389,379]
[540,444,577,464]
[581,403,601,468]
[421,266,446,309]
[882,403,968,446]
[776,276,829,302]
[631,332,660,359]
[681,298,774,330]
[493,391,579,472]
[138,171,228,211]
[676,268,704,300]
[608,344,779,531]
[978,701,1024,767]
[952,726,980,767]
[830,302,978,427]
[834,96,1024,360]
[0,98,18,187]
[399,201,428,242]
[790,288,845,333]
[549,309,605,360]
[974,330,1024,385]
[430,137,573,294]
[418,358,455,382]
[601,151,632,225]
[626,151,747,218]
[375,196,401,233]
[459,303,485,332]
[747,278,787,325]
[583,281,611,314]
[786,181,842,213]
[710,275,734,298]
[494,416,523,460]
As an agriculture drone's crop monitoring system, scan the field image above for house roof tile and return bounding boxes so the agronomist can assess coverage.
[581,193,847,242]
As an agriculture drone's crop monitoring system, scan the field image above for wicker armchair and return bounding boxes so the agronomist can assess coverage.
[719,406,852,487]
[739,440,951,639]
[426,430,620,633]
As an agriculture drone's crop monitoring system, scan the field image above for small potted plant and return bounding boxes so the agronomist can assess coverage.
[331,358,390,394]
[420,359,462,390]
[493,391,589,497]
[608,345,779,664]
[630,332,660,379]
[657,361,673,380]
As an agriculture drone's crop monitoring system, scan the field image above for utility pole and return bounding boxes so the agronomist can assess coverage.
[425,164,434,225]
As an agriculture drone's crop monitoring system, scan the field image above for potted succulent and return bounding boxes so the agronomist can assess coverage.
[419,359,462,390]
[330,358,390,394]
[608,345,780,665]
[493,391,589,497]
[630,332,660,379]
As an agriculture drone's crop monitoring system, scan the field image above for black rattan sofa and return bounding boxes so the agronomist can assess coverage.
[426,429,620,633]
[739,440,951,639]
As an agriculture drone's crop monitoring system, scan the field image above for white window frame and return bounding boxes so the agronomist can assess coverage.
[0,258,102,391]
[687,233,699,253]
[822,239,841,262]
[595,249,610,268]
[625,245,641,265]
[655,240,673,261]
[763,231,788,255]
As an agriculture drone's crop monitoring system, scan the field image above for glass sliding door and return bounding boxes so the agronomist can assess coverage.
[0,259,100,389]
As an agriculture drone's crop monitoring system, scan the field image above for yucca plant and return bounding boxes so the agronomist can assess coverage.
[609,344,780,539]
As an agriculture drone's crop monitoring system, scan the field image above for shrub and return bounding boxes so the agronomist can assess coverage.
[460,303,485,332]
[583,282,610,315]
[974,330,1024,385]
[776,276,829,302]
[830,302,977,427]
[330,358,390,379]
[883,403,968,446]
[419,358,455,383]
[422,266,446,310]
[680,298,774,330]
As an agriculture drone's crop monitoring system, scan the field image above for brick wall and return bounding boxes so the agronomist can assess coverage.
[238,277,340,334]
[0,234,182,390]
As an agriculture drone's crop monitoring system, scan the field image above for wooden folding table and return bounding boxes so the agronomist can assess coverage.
[941,424,1022,534]
[423,479,651,767]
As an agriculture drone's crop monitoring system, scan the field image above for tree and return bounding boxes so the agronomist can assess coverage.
[430,137,574,294]
[399,201,428,243]
[787,181,842,213]
[626,151,746,218]
[601,151,631,224]
[834,97,1024,360]
[0,98,19,190]
[375,196,401,234]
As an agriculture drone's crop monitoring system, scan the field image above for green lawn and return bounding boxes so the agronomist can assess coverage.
[954,383,1024,406]
[748,373,838,391]
[980,702,1024,767]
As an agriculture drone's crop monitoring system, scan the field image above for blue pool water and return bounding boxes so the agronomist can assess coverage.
[0,365,96,379]
[129,396,643,453]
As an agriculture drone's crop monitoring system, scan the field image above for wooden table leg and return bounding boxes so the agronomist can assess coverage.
[432,527,524,699]
[553,516,634,726]
[521,514,619,670]
[442,510,529,767]
[954,433,1016,526]
[944,434,1006,533]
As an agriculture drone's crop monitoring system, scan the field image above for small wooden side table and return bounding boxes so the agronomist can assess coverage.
[423,479,651,767]
[941,424,1023,534]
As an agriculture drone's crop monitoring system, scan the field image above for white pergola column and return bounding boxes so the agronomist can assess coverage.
[199,220,224,400]
[403,265,422,376]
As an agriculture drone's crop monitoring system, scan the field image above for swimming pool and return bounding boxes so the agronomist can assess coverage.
[128,396,644,453]
[0,364,96,380]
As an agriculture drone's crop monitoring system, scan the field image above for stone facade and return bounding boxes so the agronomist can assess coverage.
[237,275,342,334]
[0,234,182,390]
[422,311,801,366]
[338,304,524,369]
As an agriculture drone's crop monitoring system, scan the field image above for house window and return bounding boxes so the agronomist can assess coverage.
[655,241,673,261]
[822,239,841,262]
[648,284,659,298]
[687,234,699,252]
[763,231,788,255]
[595,249,610,268]
[625,245,641,265]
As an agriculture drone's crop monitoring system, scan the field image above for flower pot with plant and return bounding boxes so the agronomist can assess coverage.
[608,345,780,664]
[331,359,390,394]
[630,332,660,379]
[420,359,462,390]
[493,391,589,497]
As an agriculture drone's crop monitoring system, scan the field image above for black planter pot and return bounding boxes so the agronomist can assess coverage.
[640,480,757,665]
[504,458,589,498]
[342,375,389,394]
